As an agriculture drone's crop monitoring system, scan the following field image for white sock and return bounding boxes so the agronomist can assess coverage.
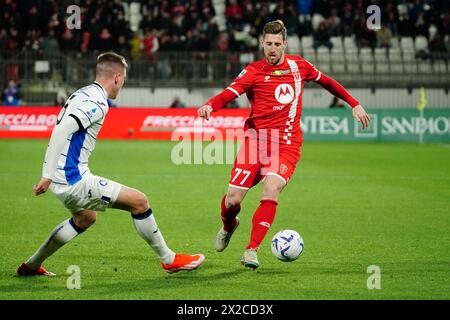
[26,218,84,269]
[132,209,175,265]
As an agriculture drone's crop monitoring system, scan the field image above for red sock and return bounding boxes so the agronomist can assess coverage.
[221,195,241,232]
[246,199,278,250]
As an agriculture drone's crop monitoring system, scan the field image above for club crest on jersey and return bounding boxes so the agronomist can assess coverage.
[271,69,290,76]
[275,83,294,104]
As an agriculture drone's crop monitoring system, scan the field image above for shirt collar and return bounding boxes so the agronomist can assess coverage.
[93,81,108,100]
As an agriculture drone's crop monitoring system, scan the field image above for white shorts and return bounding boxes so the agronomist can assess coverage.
[50,173,123,213]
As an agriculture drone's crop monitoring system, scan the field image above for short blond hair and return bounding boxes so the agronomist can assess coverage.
[96,52,128,77]
[262,20,287,41]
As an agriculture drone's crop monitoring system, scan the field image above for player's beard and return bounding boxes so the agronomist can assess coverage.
[265,52,283,66]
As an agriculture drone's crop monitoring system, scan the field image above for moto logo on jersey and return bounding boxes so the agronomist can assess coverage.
[275,84,294,104]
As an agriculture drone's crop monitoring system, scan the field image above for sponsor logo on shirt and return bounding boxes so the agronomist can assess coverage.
[86,107,97,119]
[271,69,291,76]
[274,84,294,104]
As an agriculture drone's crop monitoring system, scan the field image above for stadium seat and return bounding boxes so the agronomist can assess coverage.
[330,49,345,73]
[428,24,438,40]
[374,48,389,73]
[360,48,374,73]
[402,49,417,73]
[301,36,314,50]
[343,36,357,50]
[400,37,414,51]
[302,48,317,65]
[432,60,448,73]
[316,47,331,73]
[129,2,142,32]
[388,48,403,73]
[345,48,360,73]
[239,53,254,64]
[330,36,343,50]
[417,60,432,73]
[414,36,428,51]
[287,36,301,54]
[390,37,400,49]
[311,13,325,30]
[122,2,129,21]
[129,1,140,15]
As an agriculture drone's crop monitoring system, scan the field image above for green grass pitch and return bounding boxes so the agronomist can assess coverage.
[0,139,449,300]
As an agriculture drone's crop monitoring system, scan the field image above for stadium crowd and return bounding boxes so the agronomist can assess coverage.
[0,0,449,59]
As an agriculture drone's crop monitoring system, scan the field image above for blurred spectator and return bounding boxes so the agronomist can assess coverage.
[170,96,186,108]
[94,28,114,52]
[298,14,313,38]
[2,79,21,106]
[226,0,243,29]
[326,8,341,36]
[41,29,59,53]
[354,13,377,49]
[130,32,142,60]
[341,1,354,36]
[377,25,393,48]
[414,12,429,38]
[142,29,159,60]
[313,22,333,50]
[428,34,447,54]
[297,0,312,16]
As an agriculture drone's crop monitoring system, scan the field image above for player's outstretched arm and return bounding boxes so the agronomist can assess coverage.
[198,88,238,120]
[315,73,370,129]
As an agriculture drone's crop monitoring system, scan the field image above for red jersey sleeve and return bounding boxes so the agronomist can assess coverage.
[228,66,255,95]
[205,65,255,111]
[303,59,322,82]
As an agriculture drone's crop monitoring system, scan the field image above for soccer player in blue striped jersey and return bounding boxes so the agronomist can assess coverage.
[17,52,204,276]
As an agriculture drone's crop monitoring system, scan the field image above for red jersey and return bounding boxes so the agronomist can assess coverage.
[210,54,322,147]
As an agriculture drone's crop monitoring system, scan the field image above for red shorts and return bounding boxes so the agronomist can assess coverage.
[228,136,301,190]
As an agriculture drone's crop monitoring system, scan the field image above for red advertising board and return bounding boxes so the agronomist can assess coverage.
[0,107,250,140]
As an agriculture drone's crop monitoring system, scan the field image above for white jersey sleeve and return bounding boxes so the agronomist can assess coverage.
[70,100,107,130]
[42,116,79,180]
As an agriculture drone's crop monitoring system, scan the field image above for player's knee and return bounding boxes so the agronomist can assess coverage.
[262,180,284,199]
[132,191,149,214]
[73,211,97,229]
[225,193,243,209]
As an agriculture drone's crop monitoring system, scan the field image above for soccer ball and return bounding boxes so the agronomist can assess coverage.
[271,230,304,262]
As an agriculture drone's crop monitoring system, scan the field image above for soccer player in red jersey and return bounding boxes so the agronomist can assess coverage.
[198,20,370,269]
